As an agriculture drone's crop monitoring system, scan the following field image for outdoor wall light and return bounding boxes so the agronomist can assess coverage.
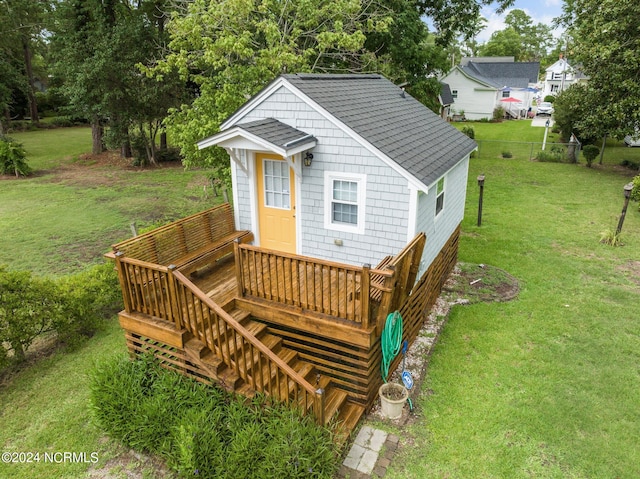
[304,152,314,167]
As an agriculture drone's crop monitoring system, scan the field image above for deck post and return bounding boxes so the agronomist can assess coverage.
[167,264,183,330]
[375,265,397,335]
[233,239,244,298]
[314,388,325,426]
[361,264,371,329]
[113,251,132,313]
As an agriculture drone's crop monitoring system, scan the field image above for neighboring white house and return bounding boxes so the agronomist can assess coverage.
[197,73,476,278]
[440,57,540,120]
[541,56,587,98]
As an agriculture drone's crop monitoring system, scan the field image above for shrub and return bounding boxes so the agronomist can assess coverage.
[600,228,623,246]
[156,147,182,163]
[0,262,121,369]
[0,136,32,177]
[582,144,600,167]
[91,355,339,478]
[631,174,640,211]
[0,267,62,366]
[501,151,513,158]
[492,106,505,121]
[536,151,563,163]
[620,159,640,171]
[543,95,555,103]
[461,126,475,139]
[56,263,121,345]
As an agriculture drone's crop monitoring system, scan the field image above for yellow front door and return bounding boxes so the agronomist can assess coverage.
[255,153,296,253]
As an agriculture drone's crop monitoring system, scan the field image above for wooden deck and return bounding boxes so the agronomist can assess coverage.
[109,209,461,443]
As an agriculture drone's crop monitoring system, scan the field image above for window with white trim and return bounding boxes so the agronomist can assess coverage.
[502,90,511,98]
[263,159,290,209]
[452,89,458,99]
[324,172,366,234]
[435,177,445,216]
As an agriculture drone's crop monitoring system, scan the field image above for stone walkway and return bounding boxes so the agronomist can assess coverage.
[336,426,399,478]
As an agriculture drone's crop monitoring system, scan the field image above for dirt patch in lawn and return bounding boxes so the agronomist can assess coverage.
[617,260,640,286]
[442,262,520,304]
[41,151,185,187]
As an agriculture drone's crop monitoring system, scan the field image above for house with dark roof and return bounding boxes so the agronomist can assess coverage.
[441,57,540,120]
[106,74,478,434]
[198,73,476,277]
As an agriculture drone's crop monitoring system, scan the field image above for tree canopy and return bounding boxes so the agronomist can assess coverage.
[556,0,640,140]
[149,0,515,169]
[479,9,552,62]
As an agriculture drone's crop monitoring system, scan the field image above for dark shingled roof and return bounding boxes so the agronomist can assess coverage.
[281,73,476,188]
[237,118,315,148]
[440,82,454,106]
[460,61,540,89]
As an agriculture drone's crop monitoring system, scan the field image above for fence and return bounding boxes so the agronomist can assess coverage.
[475,139,582,163]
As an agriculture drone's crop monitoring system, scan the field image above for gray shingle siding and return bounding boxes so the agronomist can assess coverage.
[415,156,469,277]
[235,86,410,266]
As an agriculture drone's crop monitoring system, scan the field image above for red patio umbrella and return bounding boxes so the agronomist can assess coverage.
[500,97,522,117]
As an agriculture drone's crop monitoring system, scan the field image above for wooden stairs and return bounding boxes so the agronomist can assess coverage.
[178,301,365,442]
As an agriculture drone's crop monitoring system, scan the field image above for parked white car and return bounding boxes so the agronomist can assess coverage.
[536,102,554,116]
[624,133,640,147]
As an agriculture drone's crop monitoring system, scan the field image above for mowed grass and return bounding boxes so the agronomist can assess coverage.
[1,127,220,276]
[0,321,131,479]
[388,123,640,478]
[1,127,220,478]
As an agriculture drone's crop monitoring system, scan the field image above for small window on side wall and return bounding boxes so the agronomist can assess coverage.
[324,171,366,234]
[435,177,445,216]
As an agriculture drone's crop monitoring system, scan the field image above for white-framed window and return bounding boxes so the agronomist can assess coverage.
[452,89,458,99]
[502,90,511,98]
[435,176,445,216]
[551,84,559,93]
[262,159,290,210]
[324,171,366,234]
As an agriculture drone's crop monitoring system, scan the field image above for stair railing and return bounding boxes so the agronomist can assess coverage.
[171,269,326,424]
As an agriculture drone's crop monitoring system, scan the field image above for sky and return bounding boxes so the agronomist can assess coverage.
[476,0,565,43]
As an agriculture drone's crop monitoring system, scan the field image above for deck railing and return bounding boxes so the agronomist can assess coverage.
[113,253,325,423]
[234,243,395,328]
[114,253,178,324]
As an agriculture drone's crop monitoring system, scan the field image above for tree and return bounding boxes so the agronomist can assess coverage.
[51,0,183,159]
[479,9,552,61]
[417,0,513,45]
[557,0,640,140]
[149,0,393,170]
[0,0,50,125]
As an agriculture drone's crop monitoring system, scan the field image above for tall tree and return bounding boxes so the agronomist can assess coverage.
[479,9,552,61]
[51,0,182,158]
[556,0,640,140]
[0,0,50,124]
[149,0,393,169]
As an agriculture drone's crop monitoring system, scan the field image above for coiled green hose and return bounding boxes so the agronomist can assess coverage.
[380,311,403,383]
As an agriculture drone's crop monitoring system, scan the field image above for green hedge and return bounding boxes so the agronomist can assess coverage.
[90,355,339,478]
[0,262,121,369]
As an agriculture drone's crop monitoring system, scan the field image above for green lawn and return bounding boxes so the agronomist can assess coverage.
[1,124,639,478]
[387,124,640,478]
[1,127,220,276]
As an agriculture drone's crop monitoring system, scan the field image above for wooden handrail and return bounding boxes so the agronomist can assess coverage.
[171,269,324,423]
[235,243,371,324]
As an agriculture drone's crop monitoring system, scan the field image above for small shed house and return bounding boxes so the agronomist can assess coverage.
[198,73,476,280]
